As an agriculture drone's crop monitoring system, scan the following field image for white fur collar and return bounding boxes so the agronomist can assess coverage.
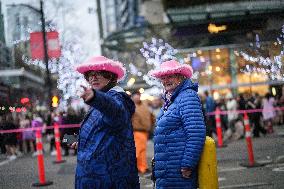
[110,86,125,93]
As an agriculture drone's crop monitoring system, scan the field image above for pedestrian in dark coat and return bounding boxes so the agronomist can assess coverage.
[73,56,140,189]
[149,60,206,189]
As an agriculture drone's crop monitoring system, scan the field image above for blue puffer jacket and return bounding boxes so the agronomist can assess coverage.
[75,86,140,189]
[154,79,206,189]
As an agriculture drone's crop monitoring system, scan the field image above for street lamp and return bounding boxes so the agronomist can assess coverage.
[8,0,52,111]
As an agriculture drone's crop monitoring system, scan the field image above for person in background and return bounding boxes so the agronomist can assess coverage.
[275,94,283,125]
[204,90,216,137]
[251,93,267,137]
[237,93,247,111]
[150,96,163,118]
[72,55,139,189]
[224,93,238,142]
[0,116,6,154]
[20,115,36,155]
[62,107,81,156]
[44,111,56,156]
[149,59,206,189]
[279,86,284,124]
[262,92,276,133]
[218,97,228,132]
[149,96,163,139]
[14,115,23,156]
[131,91,155,175]
[3,114,18,160]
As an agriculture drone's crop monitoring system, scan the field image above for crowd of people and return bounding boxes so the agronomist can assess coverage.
[0,107,85,160]
[0,89,283,163]
[201,90,284,142]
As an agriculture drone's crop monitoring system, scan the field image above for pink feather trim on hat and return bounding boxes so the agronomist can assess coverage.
[75,56,126,81]
[149,60,193,78]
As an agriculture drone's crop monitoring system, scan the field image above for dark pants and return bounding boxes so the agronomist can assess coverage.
[0,135,6,154]
[206,115,216,136]
[251,114,266,137]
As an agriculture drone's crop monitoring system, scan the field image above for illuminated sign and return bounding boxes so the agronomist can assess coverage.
[208,23,227,33]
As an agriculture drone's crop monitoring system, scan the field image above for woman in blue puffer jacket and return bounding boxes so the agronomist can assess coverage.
[149,60,206,189]
[73,56,140,189]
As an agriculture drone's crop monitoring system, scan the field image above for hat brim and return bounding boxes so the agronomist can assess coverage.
[75,60,126,81]
[149,64,193,78]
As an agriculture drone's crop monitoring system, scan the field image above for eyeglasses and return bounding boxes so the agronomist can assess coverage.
[160,74,179,80]
[84,71,104,81]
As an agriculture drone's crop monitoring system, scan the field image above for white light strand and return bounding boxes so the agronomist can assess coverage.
[140,38,178,68]
[239,25,284,80]
[21,39,88,101]
[56,41,87,101]
[140,38,178,86]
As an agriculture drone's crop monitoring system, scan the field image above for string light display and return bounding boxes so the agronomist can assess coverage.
[140,38,178,86]
[239,25,284,80]
[16,20,89,105]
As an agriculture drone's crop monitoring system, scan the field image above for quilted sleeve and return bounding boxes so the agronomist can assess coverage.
[86,90,128,128]
[179,89,206,169]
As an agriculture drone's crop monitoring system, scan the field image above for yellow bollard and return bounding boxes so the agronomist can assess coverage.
[198,136,219,189]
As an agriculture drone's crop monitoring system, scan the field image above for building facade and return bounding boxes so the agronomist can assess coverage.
[0,2,45,106]
[5,4,41,47]
[101,0,138,37]
[103,0,284,98]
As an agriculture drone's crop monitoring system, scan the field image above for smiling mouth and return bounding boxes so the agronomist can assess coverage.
[91,82,100,86]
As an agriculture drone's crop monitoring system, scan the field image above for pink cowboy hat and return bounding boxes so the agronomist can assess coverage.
[149,60,193,78]
[75,56,126,81]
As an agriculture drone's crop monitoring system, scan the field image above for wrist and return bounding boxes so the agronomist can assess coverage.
[85,89,96,104]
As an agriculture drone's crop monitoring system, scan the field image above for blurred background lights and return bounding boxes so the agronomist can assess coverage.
[200,56,205,62]
[127,78,136,87]
[213,91,220,100]
[272,87,277,96]
[139,88,145,94]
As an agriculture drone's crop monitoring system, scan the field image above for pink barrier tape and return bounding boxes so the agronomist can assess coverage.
[1,106,284,134]
[207,106,284,116]
[0,124,80,134]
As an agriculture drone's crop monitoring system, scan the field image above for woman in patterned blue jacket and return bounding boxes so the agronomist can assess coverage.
[73,56,140,189]
[149,60,206,189]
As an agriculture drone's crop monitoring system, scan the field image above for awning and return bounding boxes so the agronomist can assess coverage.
[166,1,284,24]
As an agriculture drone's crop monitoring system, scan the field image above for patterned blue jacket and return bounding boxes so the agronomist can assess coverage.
[75,86,140,189]
[154,79,206,189]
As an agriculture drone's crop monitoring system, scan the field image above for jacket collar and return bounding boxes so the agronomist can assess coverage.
[162,79,198,102]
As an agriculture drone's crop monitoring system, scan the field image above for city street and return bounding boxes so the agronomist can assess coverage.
[0,126,283,189]
[1,0,284,188]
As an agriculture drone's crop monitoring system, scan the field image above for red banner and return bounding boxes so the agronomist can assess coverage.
[30,31,61,60]
[47,31,61,58]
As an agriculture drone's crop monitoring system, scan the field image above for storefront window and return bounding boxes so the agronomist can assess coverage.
[183,44,281,98]
[183,48,232,97]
